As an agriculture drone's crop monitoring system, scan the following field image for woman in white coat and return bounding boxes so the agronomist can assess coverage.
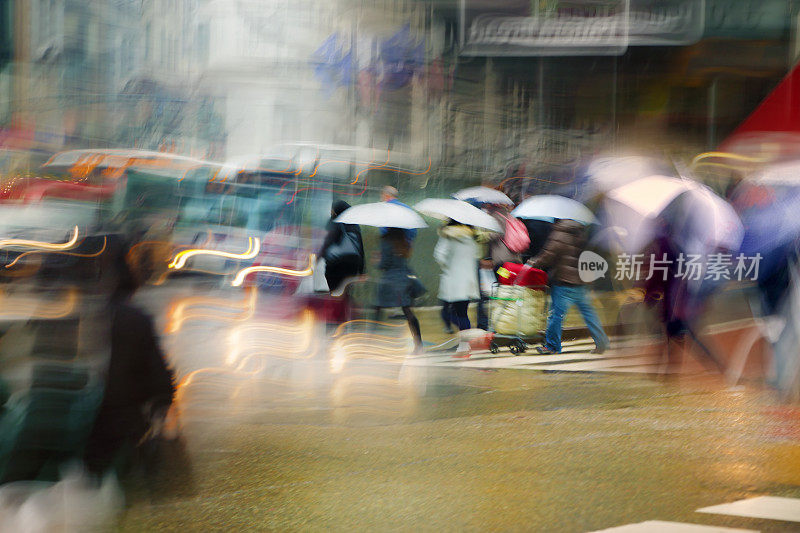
[434,220,480,336]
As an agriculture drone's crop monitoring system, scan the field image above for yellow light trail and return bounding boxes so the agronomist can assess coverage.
[329,330,413,373]
[0,288,78,319]
[174,352,267,406]
[0,226,79,251]
[690,151,768,169]
[331,319,407,338]
[231,254,315,287]
[225,310,316,365]
[5,236,107,269]
[167,237,260,270]
[164,286,258,334]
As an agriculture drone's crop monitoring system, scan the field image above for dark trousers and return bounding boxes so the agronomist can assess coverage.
[440,300,453,329]
[448,300,471,331]
[476,296,489,330]
[375,306,423,351]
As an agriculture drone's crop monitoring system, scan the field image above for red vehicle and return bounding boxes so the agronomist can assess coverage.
[0,149,213,204]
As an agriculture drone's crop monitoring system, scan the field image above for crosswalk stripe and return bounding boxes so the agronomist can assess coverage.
[523,356,658,372]
[406,337,661,374]
[590,521,756,532]
[697,496,800,523]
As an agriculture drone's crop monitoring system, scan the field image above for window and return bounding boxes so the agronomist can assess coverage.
[145,23,151,60]
[197,23,210,64]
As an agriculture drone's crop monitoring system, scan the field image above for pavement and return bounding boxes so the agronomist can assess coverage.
[111,283,799,531]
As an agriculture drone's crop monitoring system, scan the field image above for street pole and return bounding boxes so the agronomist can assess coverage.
[707,77,717,150]
[537,58,544,126]
[612,56,617,149]
[459,0,465,50]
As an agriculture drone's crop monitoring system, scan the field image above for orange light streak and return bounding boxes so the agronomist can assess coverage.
[5,235,107,268]
[231,254,315,287]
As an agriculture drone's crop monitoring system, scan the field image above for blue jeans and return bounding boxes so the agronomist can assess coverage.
[544,285,609,353]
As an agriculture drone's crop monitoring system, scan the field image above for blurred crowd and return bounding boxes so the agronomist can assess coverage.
[2,148,800,528]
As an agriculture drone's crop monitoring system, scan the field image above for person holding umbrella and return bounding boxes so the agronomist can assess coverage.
[381,186,417,242]
[318,200,365,293]
[639,227,727,376]
[510,195,608,355]
[415,198,504,354]
[334,200,428,355]
[434,219,480,354]
[731,164,800,398]
[474,203,527,330]
[526,218,610,355]
[374,227,425,354]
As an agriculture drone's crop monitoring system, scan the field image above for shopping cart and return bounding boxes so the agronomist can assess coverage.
[487,263,549,355]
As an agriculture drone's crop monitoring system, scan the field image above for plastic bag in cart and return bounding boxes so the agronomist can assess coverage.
[491,286,547,336]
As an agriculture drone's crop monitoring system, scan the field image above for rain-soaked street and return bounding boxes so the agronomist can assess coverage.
[109,285,800,532]
[7,0,800,530]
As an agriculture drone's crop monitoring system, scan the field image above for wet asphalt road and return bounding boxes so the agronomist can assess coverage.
[114,284,800,532]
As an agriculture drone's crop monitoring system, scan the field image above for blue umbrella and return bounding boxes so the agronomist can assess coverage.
[736,184,800,256]
[729,181,800,283]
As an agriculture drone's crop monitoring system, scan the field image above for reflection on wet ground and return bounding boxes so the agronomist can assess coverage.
[113,285,800,531]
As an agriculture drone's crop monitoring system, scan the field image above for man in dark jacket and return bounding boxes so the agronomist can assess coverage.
[526,219,609,355]
[84,236,176,476]
[318,200,365,292]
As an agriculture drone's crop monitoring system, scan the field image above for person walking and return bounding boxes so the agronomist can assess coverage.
[434,220,480,355]
[482,204,525,270]
[381,186,417,242]
[440,300,455,334]
[84,236,176,477]
[474,204,529,329]
[526,219,609,355]
[318,200,365,293]
[641,234,727,376]
[374,227,424,354]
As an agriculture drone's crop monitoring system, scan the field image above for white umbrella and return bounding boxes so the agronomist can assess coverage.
[414,198,503,232]
[452,186,513,205]
[334,202,427,229]
[584,156,666,193]
[605,175,698,218]
[601,175,699,253]
[669,185,744,255]
[512,195,597,225]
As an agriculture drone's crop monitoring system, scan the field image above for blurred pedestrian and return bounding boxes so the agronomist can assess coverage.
[474,204,528,330]
[440,300,455,334]
[641,233,727,375]
[84,237,176,477]
[374,227,424,354]
[522,219,553,261]
[482,204,526,270]
[381,186,417,242]
[527,219,609,355]
[318,200,365,293]
[759,248,800,400]
[434,220,480,354]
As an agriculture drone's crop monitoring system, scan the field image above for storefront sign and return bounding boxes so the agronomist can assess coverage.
[463,1,630,56]
[462,0,707,56]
